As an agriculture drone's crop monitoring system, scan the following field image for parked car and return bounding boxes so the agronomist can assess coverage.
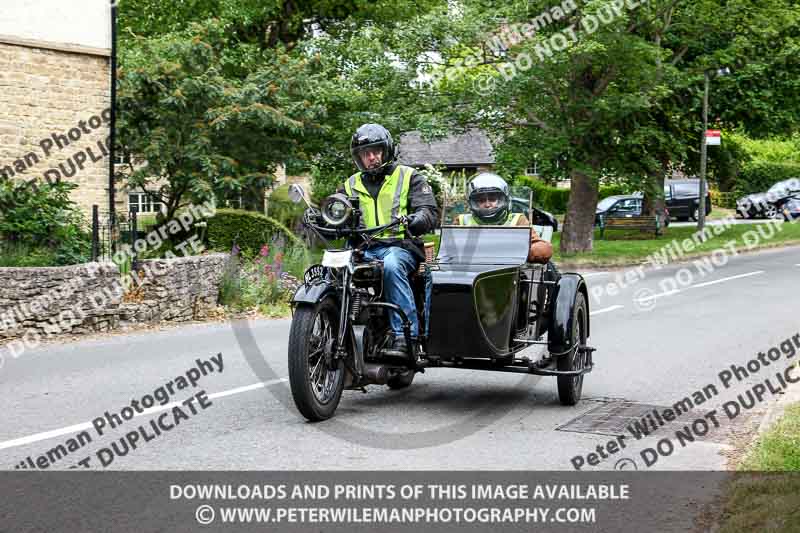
[779,195,800,221]
[736,192,773,219]
[594,195,670,227]
[511,197,559,232]
[736,179,800,219]
[664,179,712,221]
[767,178,800,203]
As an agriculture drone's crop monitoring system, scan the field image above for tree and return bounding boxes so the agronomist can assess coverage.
[117,20,325,222]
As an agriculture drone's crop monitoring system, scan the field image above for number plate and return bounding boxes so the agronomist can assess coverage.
[303,265,327,285]
[321,250,352,268]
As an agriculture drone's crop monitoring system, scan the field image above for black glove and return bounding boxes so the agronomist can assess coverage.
[405,212,428,237]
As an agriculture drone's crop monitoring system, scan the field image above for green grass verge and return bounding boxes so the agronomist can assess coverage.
[714,402,800,532]
[553,220,800,267]
[740,402,800,470]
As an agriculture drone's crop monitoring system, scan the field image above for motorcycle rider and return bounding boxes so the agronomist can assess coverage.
[341,124,439,358]
[456,172,553,264]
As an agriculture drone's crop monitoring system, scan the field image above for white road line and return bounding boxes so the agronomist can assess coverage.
[690,271,765,289]
[0,378,287,452]
[590,305,624,316]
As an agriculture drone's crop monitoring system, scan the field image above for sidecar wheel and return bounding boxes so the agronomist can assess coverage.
[557,292,587,406]
[288,299,345,421]
[387,370,415,390]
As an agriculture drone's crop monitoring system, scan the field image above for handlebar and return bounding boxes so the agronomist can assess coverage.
[303,211,406,238]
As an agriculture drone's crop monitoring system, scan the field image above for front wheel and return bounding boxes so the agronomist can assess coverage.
[557,292,588,406]
[288,299,345,421]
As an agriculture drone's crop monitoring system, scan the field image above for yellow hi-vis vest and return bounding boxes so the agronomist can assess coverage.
[456,212,522,226]
[344,165,413,239]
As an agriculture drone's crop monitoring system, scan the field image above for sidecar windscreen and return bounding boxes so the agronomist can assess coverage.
[436,225,531,265]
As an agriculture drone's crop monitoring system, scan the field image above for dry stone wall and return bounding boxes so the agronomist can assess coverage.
[0,253,229,345]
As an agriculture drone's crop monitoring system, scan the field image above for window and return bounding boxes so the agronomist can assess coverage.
[114,151,131,165]
[673,183,699,197]
[129,192,163,214]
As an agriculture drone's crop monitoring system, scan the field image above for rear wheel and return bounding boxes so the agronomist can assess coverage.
[288,299,345,421]
[557,292,588,406]
[765,205,779,219]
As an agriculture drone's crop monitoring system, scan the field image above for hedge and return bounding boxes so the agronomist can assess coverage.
[207,208,305,256]
[515,176,630,214]
[733,162,800,197]
[710,189,737,209]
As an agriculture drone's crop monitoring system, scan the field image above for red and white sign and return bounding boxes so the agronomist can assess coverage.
[705,129,721,146]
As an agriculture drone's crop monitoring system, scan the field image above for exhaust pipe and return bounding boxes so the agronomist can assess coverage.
[364,363,390,384]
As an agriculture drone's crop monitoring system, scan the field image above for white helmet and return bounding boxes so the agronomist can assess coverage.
[467,172,510,223]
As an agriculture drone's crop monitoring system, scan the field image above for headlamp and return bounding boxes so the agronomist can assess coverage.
[320,193,353,227]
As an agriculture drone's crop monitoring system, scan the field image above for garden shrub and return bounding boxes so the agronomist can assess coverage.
[733,162,800,197]
[515,176,630,213]
[0,180,91,265]
[207,208,304,257]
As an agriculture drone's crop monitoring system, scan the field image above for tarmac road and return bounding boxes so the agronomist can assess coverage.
[1,246,799,472]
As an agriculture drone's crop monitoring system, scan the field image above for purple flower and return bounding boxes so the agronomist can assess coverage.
[260,244,270,257]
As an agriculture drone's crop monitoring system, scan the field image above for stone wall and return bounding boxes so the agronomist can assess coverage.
[0,41,112,217]
[119,254,228,325]
[0,253,229,345]
[0,262,120,341]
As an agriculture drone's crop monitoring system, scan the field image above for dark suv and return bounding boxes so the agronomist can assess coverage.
[664,179,712,221]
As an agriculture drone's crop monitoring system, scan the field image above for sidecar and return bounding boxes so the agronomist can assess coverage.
[423,223,594,405]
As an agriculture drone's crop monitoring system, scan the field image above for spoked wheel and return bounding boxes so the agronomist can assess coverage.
[557,292,588,406]
[288,298,345,421]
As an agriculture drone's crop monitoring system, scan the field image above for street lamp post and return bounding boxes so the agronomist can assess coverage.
[697,67,730,234]
[697,71,710,234]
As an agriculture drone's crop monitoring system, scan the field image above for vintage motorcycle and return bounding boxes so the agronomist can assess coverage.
[286,184,595,422]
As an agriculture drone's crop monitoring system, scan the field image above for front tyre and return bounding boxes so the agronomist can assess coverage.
[557,292,588,406]
[288,299,345,421]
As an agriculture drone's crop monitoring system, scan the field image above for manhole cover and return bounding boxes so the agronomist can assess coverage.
[557,400,670,437]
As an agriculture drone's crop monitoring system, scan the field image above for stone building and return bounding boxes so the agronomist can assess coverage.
[0,1,114,218]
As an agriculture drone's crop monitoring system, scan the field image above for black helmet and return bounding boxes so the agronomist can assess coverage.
[467,172,510,224]
[350,123,396,178]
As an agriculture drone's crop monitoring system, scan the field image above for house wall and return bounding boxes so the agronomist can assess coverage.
[0,41,111,217]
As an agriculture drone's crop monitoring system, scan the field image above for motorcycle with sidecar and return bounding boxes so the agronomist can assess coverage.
[286,184,595,422]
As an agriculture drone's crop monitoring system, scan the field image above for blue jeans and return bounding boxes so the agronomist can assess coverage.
[362,245,425,338]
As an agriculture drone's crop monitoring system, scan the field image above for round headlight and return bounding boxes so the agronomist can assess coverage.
[320,194,353,227]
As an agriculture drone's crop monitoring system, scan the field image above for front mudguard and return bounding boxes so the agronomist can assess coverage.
[547,273,590,356]
[291,281,338,307]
